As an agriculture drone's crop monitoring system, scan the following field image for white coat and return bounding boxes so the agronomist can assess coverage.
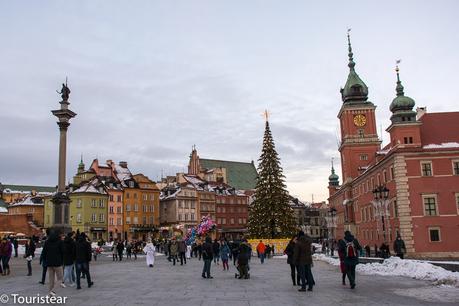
[143,243,156,266]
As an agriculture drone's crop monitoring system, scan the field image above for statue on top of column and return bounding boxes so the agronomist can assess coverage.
[57,82,71,102]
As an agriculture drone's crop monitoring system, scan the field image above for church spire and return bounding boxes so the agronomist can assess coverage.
[328,158,339,186]
[347,29,355,71]
[395,62,405,96]
[389,60,416,123]
[340,29,369,103]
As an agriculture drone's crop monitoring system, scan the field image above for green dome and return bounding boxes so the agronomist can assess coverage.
[390,67,416,113]
[328,172,339,181]
[390,95,415,112]
[341,71,369,103]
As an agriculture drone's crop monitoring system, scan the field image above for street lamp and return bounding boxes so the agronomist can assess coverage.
[372,185,390,244]
[324,208,337,255]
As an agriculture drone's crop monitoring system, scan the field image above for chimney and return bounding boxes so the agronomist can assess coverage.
[106,160,113,165]
[416,107,427,120]
[119,161,128,168]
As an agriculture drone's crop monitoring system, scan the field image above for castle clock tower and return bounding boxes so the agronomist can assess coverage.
[338,32,381,182]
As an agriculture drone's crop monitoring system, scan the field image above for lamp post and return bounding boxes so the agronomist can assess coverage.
[372,185,390,244]
[324,208,337,255]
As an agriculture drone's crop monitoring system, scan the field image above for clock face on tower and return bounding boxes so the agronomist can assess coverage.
[353,114,367,127]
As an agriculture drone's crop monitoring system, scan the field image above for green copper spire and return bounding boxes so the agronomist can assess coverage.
[328,158,339,186]
[347,30,355,70]
[340,29,369,103]
[78,154,85,173]
[395,65,405,96]
[389,61,416,124]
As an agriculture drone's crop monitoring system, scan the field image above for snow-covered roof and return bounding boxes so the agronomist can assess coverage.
[72,178,107,195]
[423,142,459,149]
[114,164,132,185]
[8,195,44,207]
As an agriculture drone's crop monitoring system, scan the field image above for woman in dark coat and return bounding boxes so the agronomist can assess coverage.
[337,239,347,285]
[284,236,300,286]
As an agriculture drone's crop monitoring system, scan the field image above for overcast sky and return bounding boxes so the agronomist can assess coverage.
[1,1,458,202]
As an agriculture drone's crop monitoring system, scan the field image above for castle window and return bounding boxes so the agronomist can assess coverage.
[358,129,364,138]
[453,161,459,175]
[428,227,441,242]
[421,162,433,176]
[423,196,437,216]
[360,154,368,161]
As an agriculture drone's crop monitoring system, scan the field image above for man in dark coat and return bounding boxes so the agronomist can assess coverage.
[338,230,362,289]
[75,233,93,289]
[41,229,64,296]
[116,240,124,261]
[237,239,251,279]
[13,237,18,258]
[393,235,406,259]
[178,238,187,265]
[201,236,214,279]
[293,231,314,291]
[212,239,220,265]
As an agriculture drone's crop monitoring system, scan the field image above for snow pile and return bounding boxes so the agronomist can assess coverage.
[357,257,459,287]
[273,254,287,259]
[313,255,459,287]
[313,253,339,266]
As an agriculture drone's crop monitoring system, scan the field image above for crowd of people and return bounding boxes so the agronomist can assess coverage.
[1,227,410,298]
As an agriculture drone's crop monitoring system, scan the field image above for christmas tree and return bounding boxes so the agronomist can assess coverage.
[248,115,297,238]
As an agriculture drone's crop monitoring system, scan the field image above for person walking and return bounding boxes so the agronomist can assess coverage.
[293,231,314,292]
[41,229,64,296]
[220,241,230,271]
[338,230,362,289]
[112,241,118,261]
[170,238,178,265]
[186,244,192,259]
[24,240,33,276]
[364,245,371,257]
[0,237,12,276]
[231,241,240,266]
[197,241,203,261]
[62,233,76,287]
[38,244,48,284]
[337,239,347,285]
[256,240,266,264]
[143,239,156,267]
[117,240,124,261]
[75,233,93,290]
[201,236,214,279]
[393,235,406,259]
[13,237,19,258]
[284,236,300,286]
[178,238,187,265]
[126,241,132,259]
[212,239,220,265]
[236,239,251,279]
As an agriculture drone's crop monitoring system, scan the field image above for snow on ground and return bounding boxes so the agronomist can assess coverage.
[313,253,340,265]
[314,254,459,287]
[357,257,459,287]
[273,254,287,259]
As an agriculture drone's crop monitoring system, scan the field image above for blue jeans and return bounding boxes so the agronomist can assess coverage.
[75,261,91,288]
[202,259,212,278]
[63,264,74,285]
[260,253,265,264]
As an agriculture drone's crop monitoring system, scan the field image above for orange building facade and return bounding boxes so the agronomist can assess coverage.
[328,35,459,259]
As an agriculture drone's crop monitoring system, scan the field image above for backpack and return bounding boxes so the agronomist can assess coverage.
[345,241,356,258]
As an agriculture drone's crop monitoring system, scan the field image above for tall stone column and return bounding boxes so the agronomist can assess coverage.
[51,82,76,233]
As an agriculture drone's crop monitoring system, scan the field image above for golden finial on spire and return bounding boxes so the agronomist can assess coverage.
[262,109,270,122]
